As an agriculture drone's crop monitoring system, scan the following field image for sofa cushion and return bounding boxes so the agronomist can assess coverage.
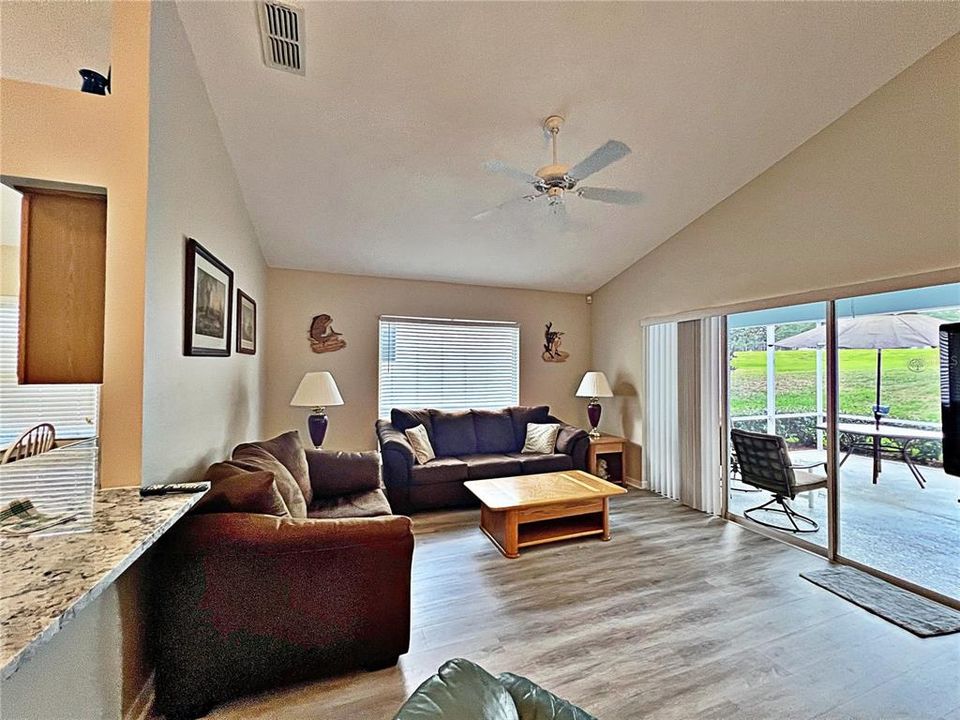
[229,447,308,518]
[391,408,436,444]
[461,454,522,480]
[508,406,550,449]
[555,425,589,455]
[508,452,573,475]
[472,410,518,454]
[411,457,469,486]
[498,671,598,720]
[430,410,478,457]
[394,658,519,720]
[234,431,312,506]
[307,488,392,519]
[194,464,290,517]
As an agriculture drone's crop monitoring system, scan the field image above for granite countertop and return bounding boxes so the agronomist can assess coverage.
[0,485,207,680]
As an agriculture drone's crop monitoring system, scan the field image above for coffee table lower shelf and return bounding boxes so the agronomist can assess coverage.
[479,501,610,559]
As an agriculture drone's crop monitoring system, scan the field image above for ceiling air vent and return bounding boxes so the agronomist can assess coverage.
[258,1,305,75]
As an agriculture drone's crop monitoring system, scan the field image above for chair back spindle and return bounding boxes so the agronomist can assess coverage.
[1,423,57,464]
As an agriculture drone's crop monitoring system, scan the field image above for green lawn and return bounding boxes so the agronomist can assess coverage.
[730,347,940,423]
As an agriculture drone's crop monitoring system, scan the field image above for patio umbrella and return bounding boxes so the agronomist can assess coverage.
[775,312,941,478]
[775,313,941,421]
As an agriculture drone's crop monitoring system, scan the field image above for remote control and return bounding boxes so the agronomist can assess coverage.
[139,482,209,497]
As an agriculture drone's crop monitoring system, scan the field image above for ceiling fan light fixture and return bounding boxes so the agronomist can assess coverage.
[475,114,640,221]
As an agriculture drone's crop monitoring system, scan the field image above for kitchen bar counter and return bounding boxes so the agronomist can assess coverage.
[0,461,206,679]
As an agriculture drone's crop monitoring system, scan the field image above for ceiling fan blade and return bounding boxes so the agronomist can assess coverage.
[576,187,643,205]
[482,160,541,185]
[567,140,631,181]
[472,193,543,221]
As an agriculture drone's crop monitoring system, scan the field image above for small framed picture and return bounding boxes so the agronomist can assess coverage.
[183,238,233,356]
[236,290,257,355]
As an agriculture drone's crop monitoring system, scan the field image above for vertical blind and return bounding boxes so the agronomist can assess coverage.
[698,316,722,515]
[643,317,722,514]
[642,322,680,500]
[378,316,519,417]
[0,297,100,445]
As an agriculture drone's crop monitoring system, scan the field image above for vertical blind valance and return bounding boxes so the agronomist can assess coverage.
[0,297,100,445]
[378,316,520,418]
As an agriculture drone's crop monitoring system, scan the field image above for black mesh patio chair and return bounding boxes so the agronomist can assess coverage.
[730,429,828,533]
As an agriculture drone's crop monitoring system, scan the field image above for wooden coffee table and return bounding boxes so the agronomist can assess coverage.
[464,470,627,558]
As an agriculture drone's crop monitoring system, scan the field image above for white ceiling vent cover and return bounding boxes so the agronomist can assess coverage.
[258,1,305,75]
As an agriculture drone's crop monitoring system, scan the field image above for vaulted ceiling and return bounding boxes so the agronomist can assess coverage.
[177,2,958,293]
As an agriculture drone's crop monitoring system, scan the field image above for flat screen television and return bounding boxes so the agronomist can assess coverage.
[941,322,960,477]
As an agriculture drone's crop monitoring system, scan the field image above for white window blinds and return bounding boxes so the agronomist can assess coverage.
[0,297,100,446]
[378,316,519,418]
[0,438,98,535]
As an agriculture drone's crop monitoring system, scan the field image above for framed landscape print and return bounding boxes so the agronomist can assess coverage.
[236,290,257,355]
[183,238,233,356]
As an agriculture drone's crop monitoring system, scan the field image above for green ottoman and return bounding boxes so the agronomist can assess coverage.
[393,658,597,720]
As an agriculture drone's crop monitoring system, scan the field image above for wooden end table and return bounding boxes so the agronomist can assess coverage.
[587,434,627,485]
[463,470,627,558]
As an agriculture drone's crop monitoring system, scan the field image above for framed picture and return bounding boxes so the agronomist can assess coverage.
[183,238,233,356]
[236,290,257,355]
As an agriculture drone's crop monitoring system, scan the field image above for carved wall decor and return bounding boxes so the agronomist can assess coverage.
[542,321,569,363]
[309,314,347,353]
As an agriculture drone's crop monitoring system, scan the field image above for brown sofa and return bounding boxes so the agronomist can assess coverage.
[152,434,414,720]
[377,406,590,513]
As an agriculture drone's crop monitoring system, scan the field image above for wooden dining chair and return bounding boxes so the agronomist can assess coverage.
[1,424,56,464]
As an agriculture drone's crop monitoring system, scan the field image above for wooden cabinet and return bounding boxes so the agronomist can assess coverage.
[587,434,627,485]
[18,188,106,384]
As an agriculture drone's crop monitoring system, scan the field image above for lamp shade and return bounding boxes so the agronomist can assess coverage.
[576,371,613,398]
[290,372,344,407]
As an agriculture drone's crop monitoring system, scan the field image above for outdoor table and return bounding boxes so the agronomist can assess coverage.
[816,422,943,488]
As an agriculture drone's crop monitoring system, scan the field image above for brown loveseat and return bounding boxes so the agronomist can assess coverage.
[376,406,590,513]
[152,433,414,720]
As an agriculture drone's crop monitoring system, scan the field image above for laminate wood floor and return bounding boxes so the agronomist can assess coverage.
[206,490,960,720]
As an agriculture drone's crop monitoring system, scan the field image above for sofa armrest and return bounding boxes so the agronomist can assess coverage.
[550,416,590,471]
[306,449,382,498]
[154,513,413,718]
[377,420,415,479]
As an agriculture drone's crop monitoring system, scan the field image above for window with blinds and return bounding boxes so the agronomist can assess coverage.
[0,438,97,535]
[0,297,100,446]
[378,315,519,418]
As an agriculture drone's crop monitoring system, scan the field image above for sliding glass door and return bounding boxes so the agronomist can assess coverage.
[835,284,960,600]
[726,302,829,550]
[723,282,959,602]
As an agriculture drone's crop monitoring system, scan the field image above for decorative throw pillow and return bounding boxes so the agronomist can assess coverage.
[405,424,436,465]
[522,422,561,454]
[234,430,312,505]
[193,464,290,517]
[230,446,308,518]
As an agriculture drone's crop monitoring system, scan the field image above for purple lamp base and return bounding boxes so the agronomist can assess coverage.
[308,412,329,448]
[587,399,602,436]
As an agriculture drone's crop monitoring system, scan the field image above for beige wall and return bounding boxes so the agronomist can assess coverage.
[265,269,592,450]
[0,246,17,297]
[0,1,151,488]
[592,34,960,478]
[142,2,267,485]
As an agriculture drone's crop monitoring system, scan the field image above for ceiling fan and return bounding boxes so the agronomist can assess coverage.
[473,115,642,221]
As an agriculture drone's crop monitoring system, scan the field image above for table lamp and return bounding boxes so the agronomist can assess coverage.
[290,371,343,448]
[576,371,613,438]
